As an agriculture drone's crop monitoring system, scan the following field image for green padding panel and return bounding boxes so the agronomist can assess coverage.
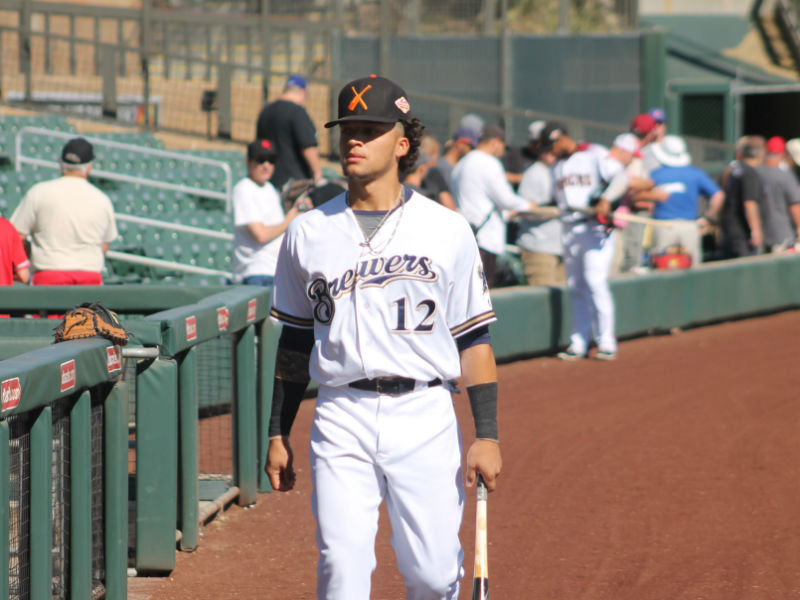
[611,270,688,337]
[149,287,271,356]
[0,339,120,417]
[0,316,163,349]
[486,254,800,361]
[135,358,178,575]
[684,257,800,325]
[488,286,568,361]
[0,285,227,313]
[0,338,53,360]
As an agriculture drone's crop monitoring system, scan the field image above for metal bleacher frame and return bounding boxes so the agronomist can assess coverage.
[14,126,234,279]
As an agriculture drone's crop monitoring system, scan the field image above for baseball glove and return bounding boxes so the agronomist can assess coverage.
[54,302,130,346]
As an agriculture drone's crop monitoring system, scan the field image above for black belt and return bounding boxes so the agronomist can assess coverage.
[348,377,442,396]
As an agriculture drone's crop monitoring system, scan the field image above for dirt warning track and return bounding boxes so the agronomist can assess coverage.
[138,310,800,600]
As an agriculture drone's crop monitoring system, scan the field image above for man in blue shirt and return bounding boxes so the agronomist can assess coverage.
[649,135,724,266]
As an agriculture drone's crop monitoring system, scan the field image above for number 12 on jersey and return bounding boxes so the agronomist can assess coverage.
[392,297,436,332]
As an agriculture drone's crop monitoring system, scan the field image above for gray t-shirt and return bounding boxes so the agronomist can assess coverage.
[433,159,455,190]
[756,165,800,247]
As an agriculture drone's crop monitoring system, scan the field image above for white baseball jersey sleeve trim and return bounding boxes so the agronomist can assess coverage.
[269,190,497,386]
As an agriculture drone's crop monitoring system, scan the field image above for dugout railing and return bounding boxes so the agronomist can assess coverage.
[4,254,800,598]
[0,284,280,599]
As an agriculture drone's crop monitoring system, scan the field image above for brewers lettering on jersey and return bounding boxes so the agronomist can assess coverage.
[264,75,502,600]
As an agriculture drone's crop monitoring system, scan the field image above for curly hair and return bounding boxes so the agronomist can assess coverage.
[398,118,426,179]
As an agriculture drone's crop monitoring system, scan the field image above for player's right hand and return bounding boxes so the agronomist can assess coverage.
[593,197,611,220]
[266,436,296,492]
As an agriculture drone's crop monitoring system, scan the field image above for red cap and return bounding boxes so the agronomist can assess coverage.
[630,114,657,136]
[766,136,786,155]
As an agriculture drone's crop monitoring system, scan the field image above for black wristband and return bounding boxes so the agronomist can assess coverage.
[467,382,498,441]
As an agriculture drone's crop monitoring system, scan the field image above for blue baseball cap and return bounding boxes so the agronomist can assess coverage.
[453,126,479,148]
[648,107,666,124]
[286,74,307,90]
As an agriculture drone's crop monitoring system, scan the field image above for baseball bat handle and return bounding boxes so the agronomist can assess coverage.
[472,474,489,600]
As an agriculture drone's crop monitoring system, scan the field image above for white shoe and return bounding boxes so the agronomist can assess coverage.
[557,349,586,361]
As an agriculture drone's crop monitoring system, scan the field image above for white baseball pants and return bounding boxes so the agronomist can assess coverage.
[310,384,465,600]
[562,224,618,355]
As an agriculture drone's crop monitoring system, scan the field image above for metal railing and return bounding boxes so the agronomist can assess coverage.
[15,127,233,205]
[109,214,234,278]
[0,286,277,595]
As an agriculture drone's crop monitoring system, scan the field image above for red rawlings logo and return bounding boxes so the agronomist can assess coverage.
[247,299,257,323]
[60,360,76,393]
[106,346,122,373]
[186,315,197,341]
[1,378,21,412]
[217,307,230,332]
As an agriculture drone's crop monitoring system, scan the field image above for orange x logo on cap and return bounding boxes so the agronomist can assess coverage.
[348,84,372,111]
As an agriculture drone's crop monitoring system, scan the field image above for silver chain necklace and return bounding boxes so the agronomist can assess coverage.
[350,187,405,255]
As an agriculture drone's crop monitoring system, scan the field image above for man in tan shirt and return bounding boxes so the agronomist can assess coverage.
[11,137,117,285]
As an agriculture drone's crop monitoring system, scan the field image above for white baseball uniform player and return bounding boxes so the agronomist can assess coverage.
[540,124,631,360]
[265,75,502,600]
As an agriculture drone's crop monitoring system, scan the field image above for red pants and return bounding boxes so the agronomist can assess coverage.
[33,270,103,285]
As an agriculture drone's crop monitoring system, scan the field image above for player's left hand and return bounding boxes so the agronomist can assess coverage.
[465,439,502,492]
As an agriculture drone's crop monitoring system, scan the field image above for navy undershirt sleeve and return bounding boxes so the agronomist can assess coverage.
[456,325,491,352]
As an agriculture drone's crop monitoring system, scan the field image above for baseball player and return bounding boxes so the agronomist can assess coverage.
[265,75,502,600]
[538,123,634,361]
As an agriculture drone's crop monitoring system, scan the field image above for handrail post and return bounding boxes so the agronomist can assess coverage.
[70,391,92,600]
[257,317,281,493]
[19,0,31,101]
[104,382,129,600]
[235,325,258,505]
[261,0,272,102]
[178,347,199,550]
[102,45,119,120]
[30,406,53,600]
[0,421,9,600]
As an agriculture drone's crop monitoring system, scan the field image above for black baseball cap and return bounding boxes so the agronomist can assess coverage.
[324,75,412,128]
[247,139,277,163]
[61,137,94,165]
[537,121,568,150]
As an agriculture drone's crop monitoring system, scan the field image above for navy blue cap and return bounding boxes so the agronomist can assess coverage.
[286,74,307,90]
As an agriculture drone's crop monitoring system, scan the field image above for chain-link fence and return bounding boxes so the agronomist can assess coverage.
[4,396,106,600]
[7,413,31,600]
[0,1,640,145]
[196,335,235,484]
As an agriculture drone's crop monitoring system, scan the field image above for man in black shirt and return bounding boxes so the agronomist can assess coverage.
[720,138,764,258]
[255,74,322,191]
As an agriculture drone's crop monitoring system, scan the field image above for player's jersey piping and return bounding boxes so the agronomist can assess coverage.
[450,310,496,337]
[270,307,314,328]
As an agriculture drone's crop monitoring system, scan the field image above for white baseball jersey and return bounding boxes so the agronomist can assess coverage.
[554,144,627,356]
[553,144,626,223]
[270,188,497,387]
